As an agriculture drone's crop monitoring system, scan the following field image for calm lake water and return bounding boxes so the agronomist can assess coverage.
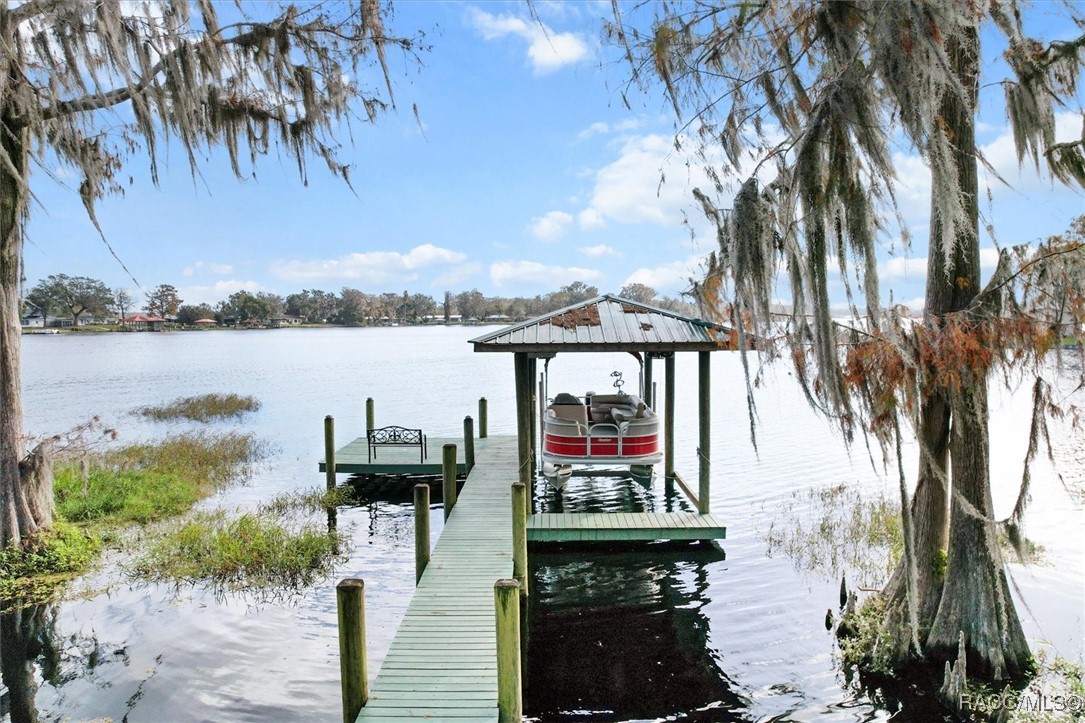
[4,327,1083,721]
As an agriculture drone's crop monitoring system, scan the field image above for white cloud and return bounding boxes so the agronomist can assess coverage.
[178,279,263,306]
[529,210,574,241]
[434,262,483,288]
[880,256,928,279]
[271,244,467,285]
[623,257,704,294]
[576,118,642,141]
[577,208,606,230]
[491,260,601,288]
[183,261,235,277]
[468,8,588,75]
[579,244,619,258]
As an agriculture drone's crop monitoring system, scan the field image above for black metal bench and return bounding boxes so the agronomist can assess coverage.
[367,425,427,463]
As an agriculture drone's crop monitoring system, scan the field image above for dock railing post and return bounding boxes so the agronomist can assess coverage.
[336,578,368,722]
[698,351,711,514]
[442,444,458,520]
[365,397,375,432]
[494,579,522,722]
[478,397,488,438]
[512,483,528,596]
[324,415,336,491]
[414,484,430,585]
[464,416,476,472]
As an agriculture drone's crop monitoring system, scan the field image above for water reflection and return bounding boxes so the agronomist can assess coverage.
[0,602,130,723]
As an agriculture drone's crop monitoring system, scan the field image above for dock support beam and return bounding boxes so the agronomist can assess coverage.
[337,578,368,722]
[478,397,488,438]
[664,355,676,494]
[463,416,476,472]
[644,354,654,408]
[414,484,430,584]
[698,351,711,514]
[324,415,336,491]
[442,444,458,520]
[512,483,528,596]
[365,398,375,432]
[513,353,532,490]
[494,579,523,722]
[529,357,538,480]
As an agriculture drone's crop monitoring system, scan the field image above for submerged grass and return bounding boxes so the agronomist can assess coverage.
[133,510,349,590]
[54,432,265,526]
[0,521,101,603]
[763,483,903,587]
[136,393,261,423]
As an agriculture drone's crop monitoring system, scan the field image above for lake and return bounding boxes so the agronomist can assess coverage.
[4,327,1082,721]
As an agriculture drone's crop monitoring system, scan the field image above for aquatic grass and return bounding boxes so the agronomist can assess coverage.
[133,511,349,590]
[763,483,903,587]
[0,521,101,603]
[257,486,355,517]
[136,393,261,423]
[54,432,266,525]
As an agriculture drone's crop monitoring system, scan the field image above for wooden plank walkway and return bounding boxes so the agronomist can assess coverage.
[320,436,469,475]
[357,435,519,722]
[528,512,727,542]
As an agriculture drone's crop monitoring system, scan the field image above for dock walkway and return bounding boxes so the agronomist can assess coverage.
[357,435,518,722]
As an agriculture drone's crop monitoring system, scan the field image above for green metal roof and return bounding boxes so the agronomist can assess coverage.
[469,294,735,353]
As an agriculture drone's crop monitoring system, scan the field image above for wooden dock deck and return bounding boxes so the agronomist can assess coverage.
[321,436,469,476]
[350,436,726,721]
[357,435,517,722]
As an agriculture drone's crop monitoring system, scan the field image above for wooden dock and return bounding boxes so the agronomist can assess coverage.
[321,436,469,476]
[357,435,517,721]
[345,435,726,721]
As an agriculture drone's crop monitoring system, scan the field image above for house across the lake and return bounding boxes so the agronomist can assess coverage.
[124,314,165,331]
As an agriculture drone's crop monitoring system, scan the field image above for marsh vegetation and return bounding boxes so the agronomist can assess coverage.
[135,393,261,423]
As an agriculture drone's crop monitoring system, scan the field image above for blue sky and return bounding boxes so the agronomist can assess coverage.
[22,1,1085,311]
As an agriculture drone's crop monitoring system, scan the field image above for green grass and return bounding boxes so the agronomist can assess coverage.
[54,432,265,525]
[0,521,101,602]
[136,393,261,423]
[133,511,348,590]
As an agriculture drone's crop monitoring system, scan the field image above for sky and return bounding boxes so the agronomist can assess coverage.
[21,1,1085,312]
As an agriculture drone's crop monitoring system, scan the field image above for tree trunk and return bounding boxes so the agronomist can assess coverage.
[926,382,1031,679]
[1,102,49,548]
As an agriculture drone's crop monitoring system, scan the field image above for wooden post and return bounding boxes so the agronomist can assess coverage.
[494,579,522,721]
[414,484,430,585]
[528,357,537,479]
[442,443,458,520]
[324,415,336,491]
[664,355,676,494]
[512,482,528,596]
[337,578,368,722]
[514,354,532,489]
[698,351,711,514]
[365,397,375,432]
[463,416,476,472]
[643,354,654,408]
[478,397,488,438]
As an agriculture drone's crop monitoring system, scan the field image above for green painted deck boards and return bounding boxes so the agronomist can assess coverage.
[320,436,469,475]
[527,512,727,542]
[355,435,519,723]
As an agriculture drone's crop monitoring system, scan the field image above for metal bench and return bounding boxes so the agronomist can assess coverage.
[367,425,427,463]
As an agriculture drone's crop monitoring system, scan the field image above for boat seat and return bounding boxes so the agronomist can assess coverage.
[550,398,589,429]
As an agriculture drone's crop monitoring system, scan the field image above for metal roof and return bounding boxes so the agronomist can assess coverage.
[469,294,736,353]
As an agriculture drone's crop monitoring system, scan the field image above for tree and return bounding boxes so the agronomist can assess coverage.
[176,303,215,325]
[618,282,658,304]
[112,289,134,327]
[613,1,1085,682]
[443,290,452,323]
[455,289,486,321]
[0,1,416,548]
[27,274,112,325]
[224,291,271,323]
[145,284,183,319]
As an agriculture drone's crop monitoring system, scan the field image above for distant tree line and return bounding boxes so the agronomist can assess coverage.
[22,276,696,328]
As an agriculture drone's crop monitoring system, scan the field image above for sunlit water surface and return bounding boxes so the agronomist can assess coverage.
[2,328,1081,722]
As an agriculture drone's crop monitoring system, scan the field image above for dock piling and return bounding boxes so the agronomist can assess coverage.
[698,351,711,514]
[324,415,336,491]
[478,397,488,438]
[512,483,528,596]
[336,578,368,722]
[365,397,375,432]
[442,444,458,520]
[464,416,476,472]
[494,579,522,722]
[414,484,430,584]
